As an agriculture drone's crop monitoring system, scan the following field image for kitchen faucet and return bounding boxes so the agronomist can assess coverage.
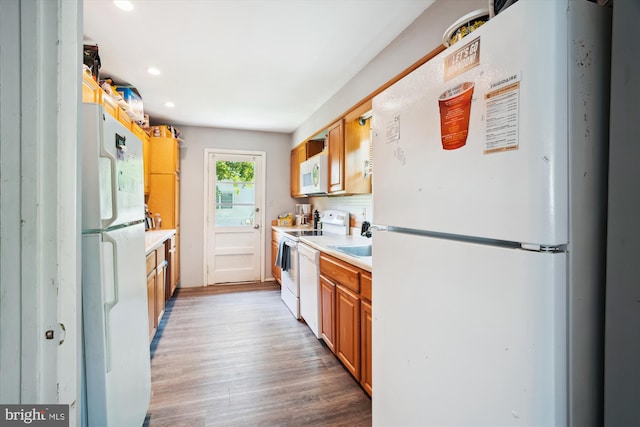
[361,221,372,238]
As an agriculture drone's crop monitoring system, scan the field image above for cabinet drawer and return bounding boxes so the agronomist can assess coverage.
[146,252,156,275]
[156,246,166,264]
[271,229,280,242]
[361,271,372,302]
[320,254,360,293]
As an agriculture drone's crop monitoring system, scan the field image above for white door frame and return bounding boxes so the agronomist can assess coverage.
[203,148,266,286]
[1,0,80,422]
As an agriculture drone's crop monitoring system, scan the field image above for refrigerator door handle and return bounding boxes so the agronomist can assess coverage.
[102,233,120,372]
[100,138,118,227]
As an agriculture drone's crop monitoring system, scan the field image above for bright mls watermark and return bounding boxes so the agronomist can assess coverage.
[0,405,68,427]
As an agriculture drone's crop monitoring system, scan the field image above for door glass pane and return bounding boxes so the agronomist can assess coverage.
[215,160,255,226]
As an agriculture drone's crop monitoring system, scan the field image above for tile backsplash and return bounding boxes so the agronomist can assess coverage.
[308,194,373,231]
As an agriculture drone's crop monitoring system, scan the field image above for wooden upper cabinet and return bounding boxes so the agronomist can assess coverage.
[290,144,306,197]
[150,126,180,174]
[141,131,151,195]
[344,99,372,194]
[327,119,345,193]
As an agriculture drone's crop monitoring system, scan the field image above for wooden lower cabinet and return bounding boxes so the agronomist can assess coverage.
[320,252,372,396]
[271,230,281,283]
[320,275,336,353]
[146,235,177,343]
[166,236,178,300]
[336,284,360,379]
[360,300,373,395]
[155,247,166,327]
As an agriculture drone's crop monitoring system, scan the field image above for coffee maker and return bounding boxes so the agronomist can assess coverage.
[295,204,311,226]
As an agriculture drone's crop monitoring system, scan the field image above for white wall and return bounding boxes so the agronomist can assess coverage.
[292,0,487,146]
[178,126,293,287]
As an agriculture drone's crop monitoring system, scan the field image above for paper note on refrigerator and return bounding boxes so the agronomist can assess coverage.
[484,73,521,154]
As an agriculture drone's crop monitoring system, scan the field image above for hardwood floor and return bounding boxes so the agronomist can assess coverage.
[144,283,371,427]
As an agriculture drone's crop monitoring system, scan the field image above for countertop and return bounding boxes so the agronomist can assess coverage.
[272,225,372,272]
[145,229,176,255]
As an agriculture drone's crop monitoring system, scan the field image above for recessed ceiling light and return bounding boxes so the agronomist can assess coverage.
[146,67,161,76]
[164,102,175,108]
[113,1,134,12]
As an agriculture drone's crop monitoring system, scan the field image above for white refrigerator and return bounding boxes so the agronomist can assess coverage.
[81,103,151,426]
[370,1,610,426]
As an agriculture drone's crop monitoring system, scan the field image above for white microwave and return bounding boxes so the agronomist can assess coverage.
[300,153,329,195]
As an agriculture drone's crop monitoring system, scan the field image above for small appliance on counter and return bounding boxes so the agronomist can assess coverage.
[295,203,311,226]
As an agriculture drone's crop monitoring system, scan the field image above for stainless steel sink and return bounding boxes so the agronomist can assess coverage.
[328,244,372,257]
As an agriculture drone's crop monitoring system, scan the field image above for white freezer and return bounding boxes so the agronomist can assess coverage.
[372,0,609,247]
[372,231,567,426]
[82,222,151,427]
[82,103,145,230]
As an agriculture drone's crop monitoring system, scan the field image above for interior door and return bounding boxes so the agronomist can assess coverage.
[206,151,264,284]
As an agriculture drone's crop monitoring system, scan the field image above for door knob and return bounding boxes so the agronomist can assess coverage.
[254,224,260,229]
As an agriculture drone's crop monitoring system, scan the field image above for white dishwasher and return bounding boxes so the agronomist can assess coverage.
[298,242,321,339]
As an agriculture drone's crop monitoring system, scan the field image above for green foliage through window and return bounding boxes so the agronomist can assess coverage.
[216,161,255,197]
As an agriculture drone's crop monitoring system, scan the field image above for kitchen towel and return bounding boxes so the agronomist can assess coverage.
[275,239,290,272]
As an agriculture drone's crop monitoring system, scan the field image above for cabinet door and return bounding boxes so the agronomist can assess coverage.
[344,112,372,194]
[361,300,373,396]
[165,236,177,300]
[155,263,165,327]
[327,119,345,193]
[148,173,177,229]
[175,230,180,288]
[320,275,336,353]
[271,239,281,283]
[155,248,166,327]
[147,271,156,342]
[290,145,306,197]
[142,132,151,195]
[336,284,360,379]
[175,174,180,230]
[150,132,179,174]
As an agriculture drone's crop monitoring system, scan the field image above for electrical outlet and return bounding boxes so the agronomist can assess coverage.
[361,207,367,219]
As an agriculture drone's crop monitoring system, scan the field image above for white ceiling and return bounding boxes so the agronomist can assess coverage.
[83,0,435,133]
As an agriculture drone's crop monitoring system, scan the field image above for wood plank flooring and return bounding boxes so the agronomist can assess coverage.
[144,283,371,427]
